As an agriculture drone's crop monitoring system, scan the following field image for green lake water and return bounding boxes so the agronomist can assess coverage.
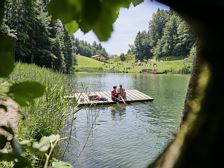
[63,73,190,168]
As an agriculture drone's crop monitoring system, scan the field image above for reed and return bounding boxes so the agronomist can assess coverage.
[6,63,73,167]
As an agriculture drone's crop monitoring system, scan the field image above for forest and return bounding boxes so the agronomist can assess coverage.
[132,9,196,61]
[73,38,108,57]
[73,9,197,64]
[1,0,74,74]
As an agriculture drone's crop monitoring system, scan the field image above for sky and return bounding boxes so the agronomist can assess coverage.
[73,0,169,55]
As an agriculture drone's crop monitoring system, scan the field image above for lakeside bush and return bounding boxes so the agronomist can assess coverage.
[7,63,72,166]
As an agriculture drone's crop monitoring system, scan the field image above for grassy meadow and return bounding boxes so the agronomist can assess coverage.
[75,55,192,74]
[75,54,105,72]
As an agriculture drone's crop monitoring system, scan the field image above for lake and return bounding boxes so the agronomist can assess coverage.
[63,73,190,168]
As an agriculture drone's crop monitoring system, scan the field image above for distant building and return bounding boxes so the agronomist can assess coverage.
[91,55,107,62]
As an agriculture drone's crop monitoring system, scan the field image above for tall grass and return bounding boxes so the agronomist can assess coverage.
[9,63,72,141]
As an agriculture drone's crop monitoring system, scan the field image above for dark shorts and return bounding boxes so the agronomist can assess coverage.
[100,97,107,101]
[112,97,118,102]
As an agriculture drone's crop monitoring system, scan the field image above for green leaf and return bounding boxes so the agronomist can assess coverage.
[20,140,31,146]
[52,160,73,168]
[0,153,15,161]
[0,135,7,149]
[32,135,60,153]
[90,0,133,41]
[32,136,50,152]
[79,21,91,33]
[82,0,101,26]
[0,0,5,24]
[0,35,15,78]
[48,0,82,23]
[132,0,143,6]
[91,7,119,41]
[48,134,60,143]
[32,142,40,149]
[0,52,14,78]
[48,0,134,41]
[65,21,79,35]
[7,81,45,106]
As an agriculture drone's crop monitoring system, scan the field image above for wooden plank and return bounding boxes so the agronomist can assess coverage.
[105,91,114,101]
[133,90,153,100]
[103,91,111,98]
[129,93,150,101]
[74,92,80,99]
[131,90,150,100]
[128,89,152,100]
[100,91,113,104]
[74,92,83,103]
[78,93,89,104]
[100,91,112,102]
[121,90,134,101]
[68,89,153,106]
[126,90,145,100]
[133,89,150,98]
[102,91,113,102]
[77,95,86,104]
[75,92,86,102]
[83,93,91,103]
[85,91,108,105]
[84,93,91,103]
[126,91,136,101]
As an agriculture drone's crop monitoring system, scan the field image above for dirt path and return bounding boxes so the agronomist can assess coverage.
[0,98,18,138]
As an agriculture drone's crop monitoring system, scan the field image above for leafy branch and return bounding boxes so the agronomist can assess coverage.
[48,0,143,41]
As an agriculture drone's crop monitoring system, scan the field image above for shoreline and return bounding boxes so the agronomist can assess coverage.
[74,69,192,75]
[75,55,193,75]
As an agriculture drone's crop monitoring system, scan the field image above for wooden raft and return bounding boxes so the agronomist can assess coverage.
[66,89,154,106]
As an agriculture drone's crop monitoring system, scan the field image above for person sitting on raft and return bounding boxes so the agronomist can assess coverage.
[111,86,120,102]
[117,84,126,100]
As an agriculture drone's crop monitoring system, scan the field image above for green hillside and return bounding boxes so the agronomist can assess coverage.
[75,55,105,72]
[75,54,192,74]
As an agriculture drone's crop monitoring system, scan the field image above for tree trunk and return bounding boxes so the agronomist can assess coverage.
[181,45,201,122]
[148,1,224,168]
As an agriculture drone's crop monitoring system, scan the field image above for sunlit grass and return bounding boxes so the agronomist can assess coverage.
[75,55,104,71]
[9,63,71,140]
[75,54,192,74]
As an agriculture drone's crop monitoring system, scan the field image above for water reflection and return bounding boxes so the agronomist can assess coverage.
[110,104,126,120]
[64,73,190,168]
[68,73,135,92]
